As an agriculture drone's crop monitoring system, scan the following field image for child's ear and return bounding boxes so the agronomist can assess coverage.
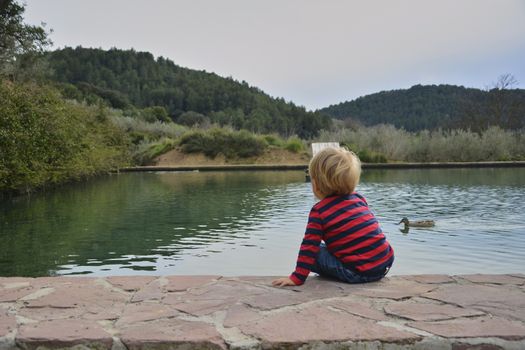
[311,179,320,197]
[311,179,326,200]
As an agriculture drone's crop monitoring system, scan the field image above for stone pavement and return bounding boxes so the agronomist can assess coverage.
[1,274,524,349]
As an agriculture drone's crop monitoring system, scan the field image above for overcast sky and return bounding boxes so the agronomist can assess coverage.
[24,0,525,110]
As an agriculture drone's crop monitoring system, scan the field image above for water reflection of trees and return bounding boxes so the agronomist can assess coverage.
[6,168,521,277]
[0,171,304,276]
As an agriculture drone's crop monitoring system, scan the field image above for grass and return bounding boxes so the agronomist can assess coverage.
[317,125,525,162]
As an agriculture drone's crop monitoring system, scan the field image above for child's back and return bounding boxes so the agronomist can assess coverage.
[273,147,394,287]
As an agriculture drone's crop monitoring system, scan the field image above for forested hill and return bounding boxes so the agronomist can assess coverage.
[45,47,331,138]
[319,84,525,131]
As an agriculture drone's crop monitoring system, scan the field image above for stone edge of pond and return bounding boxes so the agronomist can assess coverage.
[1,274,525,349]
[116,161,525,172]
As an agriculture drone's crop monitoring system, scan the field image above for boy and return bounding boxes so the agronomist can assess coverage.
[272,147,394,287]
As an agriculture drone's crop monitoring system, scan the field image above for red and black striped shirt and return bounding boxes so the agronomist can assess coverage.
[290,192,394,285]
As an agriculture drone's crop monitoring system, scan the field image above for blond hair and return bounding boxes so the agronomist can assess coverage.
[309,147,361,197]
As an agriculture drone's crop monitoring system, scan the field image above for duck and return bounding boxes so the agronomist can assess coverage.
[397,217,435,228]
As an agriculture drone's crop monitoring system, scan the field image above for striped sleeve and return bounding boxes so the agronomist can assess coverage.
[289,207,323,285]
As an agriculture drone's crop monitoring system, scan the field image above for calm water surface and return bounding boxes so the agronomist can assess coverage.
[1,168,524,277]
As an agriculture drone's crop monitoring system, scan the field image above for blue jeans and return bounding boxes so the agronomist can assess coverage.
[311,243,389,283]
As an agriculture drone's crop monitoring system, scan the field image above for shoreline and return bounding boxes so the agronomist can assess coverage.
[1,274,524,349]
[118,160,525,172]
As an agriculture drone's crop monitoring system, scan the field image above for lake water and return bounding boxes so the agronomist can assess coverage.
[1,168,524,277]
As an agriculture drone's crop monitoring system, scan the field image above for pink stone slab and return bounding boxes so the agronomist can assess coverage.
[17,319,113,349]
[1,281,31,289]
[116,302,179,325]
[161,293,183,305]
[131,278,165,302]
[106,276,157,291]
[239,275,352,300]
[0,311,16,337]
[18,306,85,321]
[18,303,124,322]
[162,281,260,316]
[384,301,485,321]
[242,289,311,310]
[238,304,419,345]
[165,275,220,292]
[469,305,525,323]
[188,280,267,300]
[458,274,525,285]
[401,274,455,284]
[423,284,525,311]
[168,299,232,316]
[119,319,226,350]
[24,282,129,309]
[223,304,262,328]
[351,278,437,300]
[83,303,125,321]
[0,286,35,302]
[409,317,525,340]
[0,277,34,284]
[327,299,389,321]
[235,276,280,285]
[291,276,354,298]
[31,276,95,288]
[423,283,525,321]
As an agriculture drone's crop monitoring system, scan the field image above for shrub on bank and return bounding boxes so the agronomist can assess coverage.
[356,149,388,163]
[179,128,267,159]
[263,134,285,147]
[317,125,525,162]
[109,114,187,141]
[284,136,305,153]
[339,142,387,163]
[133,138,177,165]
[0,81,131,194]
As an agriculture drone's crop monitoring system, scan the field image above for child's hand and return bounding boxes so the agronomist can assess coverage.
[271,277,296,287]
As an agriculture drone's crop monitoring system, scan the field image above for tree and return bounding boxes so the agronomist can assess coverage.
[45,46,332,136]
[0,0,52,80]
[457,74,524,131]
[177,111,210,127]
[0,81,130,193]
[486,74,524,129]
[141,106,170,123]
[491,73,518,90]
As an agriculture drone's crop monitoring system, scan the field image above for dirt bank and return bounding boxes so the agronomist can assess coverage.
[153,147,310,167]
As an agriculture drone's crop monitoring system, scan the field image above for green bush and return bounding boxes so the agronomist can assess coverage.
[177,111,210,127]
[140,106,171,123]
[133,138,176,165]
[356,149,387,163]
[179,128,267,159]
[0,81,130,194]
[284,137,304,153]
[339,142,387,163]
[263,134,285,147]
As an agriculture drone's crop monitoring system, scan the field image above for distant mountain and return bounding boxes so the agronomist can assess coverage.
[319,84,525,131]
[45,47,331,138]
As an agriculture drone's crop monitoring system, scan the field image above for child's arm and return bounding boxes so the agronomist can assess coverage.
[289,207,323,285]
[271,207,323,287]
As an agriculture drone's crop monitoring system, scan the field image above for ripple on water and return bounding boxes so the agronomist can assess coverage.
[1,169,525,277]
